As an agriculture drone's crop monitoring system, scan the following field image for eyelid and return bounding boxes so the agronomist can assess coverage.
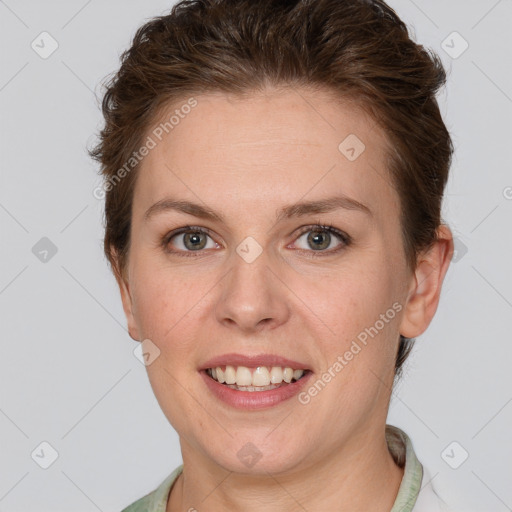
[293,223,350,244]
[290,223,351,257]
[161,225,219,256]
[162,223,351,256]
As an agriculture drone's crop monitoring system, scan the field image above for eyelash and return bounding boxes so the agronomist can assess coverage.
[161,222,352,258]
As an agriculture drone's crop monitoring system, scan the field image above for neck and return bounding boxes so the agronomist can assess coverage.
[167,427,404,512]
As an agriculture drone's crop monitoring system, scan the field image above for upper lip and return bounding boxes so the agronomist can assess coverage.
[199,353,311,371]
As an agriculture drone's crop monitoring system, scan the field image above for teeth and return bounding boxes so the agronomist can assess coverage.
[252,367,270,386]
[225,383,282,392]
[293,369,303,381]
[207,365,305,387]
[236,366,253,386]
[270,366,283,384]
[224,365,237,384]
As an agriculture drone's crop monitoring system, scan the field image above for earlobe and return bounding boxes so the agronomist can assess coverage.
[399,225,454,339]
[111,251,141,342]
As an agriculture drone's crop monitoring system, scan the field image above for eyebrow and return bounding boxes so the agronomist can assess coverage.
[143,194,373,223]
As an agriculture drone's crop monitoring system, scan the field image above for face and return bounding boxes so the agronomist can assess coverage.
[116,87,451,475]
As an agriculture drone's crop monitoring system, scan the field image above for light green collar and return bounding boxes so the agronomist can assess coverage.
[388,425,424,512]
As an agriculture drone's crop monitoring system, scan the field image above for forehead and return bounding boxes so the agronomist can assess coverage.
[133,88,398,224]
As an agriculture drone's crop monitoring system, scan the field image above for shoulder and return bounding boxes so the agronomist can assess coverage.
[121,465,183,512]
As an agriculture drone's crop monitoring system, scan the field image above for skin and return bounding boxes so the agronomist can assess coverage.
[114,86,453,511]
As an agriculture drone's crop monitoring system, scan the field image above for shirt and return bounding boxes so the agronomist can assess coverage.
[121,425,451,512]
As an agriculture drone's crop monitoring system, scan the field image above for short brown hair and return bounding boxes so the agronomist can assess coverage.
[89,0,453,377]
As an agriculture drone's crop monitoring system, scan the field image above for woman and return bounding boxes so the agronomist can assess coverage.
[90,0,455,510]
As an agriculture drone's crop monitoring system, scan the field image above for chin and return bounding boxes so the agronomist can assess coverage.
[204,435,307,476]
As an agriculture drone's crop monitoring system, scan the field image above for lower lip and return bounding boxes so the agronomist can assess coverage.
[200,370,313,410]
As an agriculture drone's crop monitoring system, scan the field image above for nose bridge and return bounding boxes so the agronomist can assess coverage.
[229,235,273,301]
[216,235,289,330]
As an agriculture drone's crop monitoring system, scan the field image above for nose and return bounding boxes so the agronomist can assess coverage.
[215,244,291,333]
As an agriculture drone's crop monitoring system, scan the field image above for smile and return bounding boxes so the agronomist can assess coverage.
[206,365,307,390]
[201,366,313,409]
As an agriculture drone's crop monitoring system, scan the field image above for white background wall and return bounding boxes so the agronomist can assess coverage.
[1,1,511,510]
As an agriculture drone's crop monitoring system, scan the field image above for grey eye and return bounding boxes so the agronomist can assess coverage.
[295,228,342,251]
[169,230,216,252]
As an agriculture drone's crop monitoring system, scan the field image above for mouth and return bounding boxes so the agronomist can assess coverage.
[198,353,314,408]
[204,365,311,392]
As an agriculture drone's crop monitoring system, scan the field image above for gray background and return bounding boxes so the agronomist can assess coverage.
[1,0,511,510]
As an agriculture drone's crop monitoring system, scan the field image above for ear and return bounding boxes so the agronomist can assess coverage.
[399,224,454,339]
[111,249,141,342]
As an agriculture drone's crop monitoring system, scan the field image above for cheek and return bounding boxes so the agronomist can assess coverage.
[129,262,187,341]
[304,272,400,417]
[129,258,219,366]
[308,263,397,337]
[301,260,402,388]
